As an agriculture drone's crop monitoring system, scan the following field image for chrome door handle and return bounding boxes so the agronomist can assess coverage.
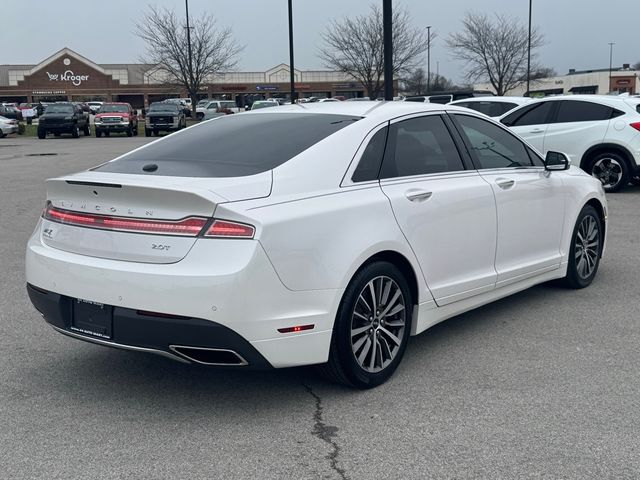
[495,178,515,189]
[529,128,545,133]
[404,190,433,202]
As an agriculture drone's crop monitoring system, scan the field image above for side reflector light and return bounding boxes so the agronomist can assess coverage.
[277,324,315,334]
[630,122,640,132]
[205,220,255,238]
[43,203,207,236]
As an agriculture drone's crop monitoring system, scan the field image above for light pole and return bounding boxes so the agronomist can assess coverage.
[526,0,532,96]
[383,0,393,100]
[288,0,296,103]
[185,0,194,102]
[427,25,432,92]
[609,42,615,93]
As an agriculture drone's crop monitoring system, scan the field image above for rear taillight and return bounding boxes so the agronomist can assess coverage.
[204,220,255,238]
[630,122,640,132]
[43,203,207,236]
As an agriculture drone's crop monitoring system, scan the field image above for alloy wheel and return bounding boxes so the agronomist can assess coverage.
[351,276,406,373]
[575,214,600,280]
[591,157,623,189]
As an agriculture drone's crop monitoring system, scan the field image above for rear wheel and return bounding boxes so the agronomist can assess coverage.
[153,129,158,136]
[133,123,139,136]
[317,261,412,389]
[196,112,204,121]
[588,152,629,193]
[71,125,79,138]
[561,205,602,289]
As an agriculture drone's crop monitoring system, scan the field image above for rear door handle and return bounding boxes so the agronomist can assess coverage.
[495,178,515,189]
[404,189,433,202]
[529,128,545,133]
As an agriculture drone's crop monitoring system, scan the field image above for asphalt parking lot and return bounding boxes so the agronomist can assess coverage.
[2,136,640,479]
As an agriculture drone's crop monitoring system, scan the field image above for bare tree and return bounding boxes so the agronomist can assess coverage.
[136,6,243,113]
[430,74,455,92]
[447,12,546,95]
[402,68,428,95]
[320,5,433,100]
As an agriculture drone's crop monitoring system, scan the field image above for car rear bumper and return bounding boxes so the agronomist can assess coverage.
[25,227,339,368]
[27,283,273,368]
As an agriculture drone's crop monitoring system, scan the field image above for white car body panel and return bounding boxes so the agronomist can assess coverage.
[25,101,608,370]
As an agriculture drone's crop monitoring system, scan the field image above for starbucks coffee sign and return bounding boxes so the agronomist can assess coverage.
[46,70,90,87]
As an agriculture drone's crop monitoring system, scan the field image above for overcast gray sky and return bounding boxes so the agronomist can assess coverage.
[3,0,638,82]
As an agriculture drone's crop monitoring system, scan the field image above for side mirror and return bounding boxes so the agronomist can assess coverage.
[545,151,570,171]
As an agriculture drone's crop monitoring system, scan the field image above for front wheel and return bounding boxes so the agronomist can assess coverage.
[561,205,603,289]
[71,125,79,138]
[37,129,46,139]
[126,125,133,137]
[317,261,412,389]
[83,124,90,136]
[144,128,151,137]
[588,152,629,193]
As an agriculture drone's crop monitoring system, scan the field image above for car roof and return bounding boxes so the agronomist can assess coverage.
[266,100,464,120]
[450,96,532,104]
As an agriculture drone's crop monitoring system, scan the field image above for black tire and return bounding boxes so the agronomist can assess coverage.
[587,152,629,193]
[71,125,79,138]
[196,112,204,121]
[104,131,110,137]
[83,124,90,136]
[126,125,133,137]
[317,261,413,389]
[95,130,102,138]
[631,176,640,186]
[133,123,138,136]
[153,129,158,136]
[560,205,603,289]
[145,128,151,137]
[37,129,46,139]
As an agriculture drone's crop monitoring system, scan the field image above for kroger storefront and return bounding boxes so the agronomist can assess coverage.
[0,48,367,108]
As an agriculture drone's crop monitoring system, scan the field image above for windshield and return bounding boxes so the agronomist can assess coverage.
[96,113,361,178]
[148,104,179,113]
[45,105,74,114]
[100,104,128,113]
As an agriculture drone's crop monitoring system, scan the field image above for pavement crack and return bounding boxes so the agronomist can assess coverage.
[303,383,350,480]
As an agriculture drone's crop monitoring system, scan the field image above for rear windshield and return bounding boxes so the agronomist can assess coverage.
[95,113,361,177]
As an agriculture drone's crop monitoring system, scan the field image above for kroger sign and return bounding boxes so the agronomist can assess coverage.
[46,70,90,87]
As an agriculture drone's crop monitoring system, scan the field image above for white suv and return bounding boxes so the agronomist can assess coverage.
[500,95,640,192]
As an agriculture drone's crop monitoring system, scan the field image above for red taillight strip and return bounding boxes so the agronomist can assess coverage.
[43,204,208,236]
[205,220,255,239]
[630,122,640,132]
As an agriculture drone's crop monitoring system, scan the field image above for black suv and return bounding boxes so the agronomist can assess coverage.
[38,103,90,139]
[145,102,186,136]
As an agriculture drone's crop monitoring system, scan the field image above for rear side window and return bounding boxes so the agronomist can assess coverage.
[428,95,452,104]
[554,100,614,123]
[457,101,518,117]
[352,127,388,182]
[95,113,360,177]
[380,115,465,179]
[501,102,554,126]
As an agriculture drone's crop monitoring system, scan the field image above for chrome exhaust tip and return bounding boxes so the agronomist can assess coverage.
[169,345,249,366]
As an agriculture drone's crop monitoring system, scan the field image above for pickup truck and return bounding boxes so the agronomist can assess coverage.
[37,103,90,139]
[94,102,139,137]
[145,102,186,136]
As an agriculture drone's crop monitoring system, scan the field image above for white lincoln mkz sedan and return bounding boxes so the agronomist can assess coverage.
[26,101,607,388]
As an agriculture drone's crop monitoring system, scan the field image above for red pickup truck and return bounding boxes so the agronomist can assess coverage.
[94,102,138,137]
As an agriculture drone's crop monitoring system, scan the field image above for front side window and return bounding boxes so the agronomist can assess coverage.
[380,115,465,179]
[501,101,554,126]
[455,114,533,169]
[554,100,613,123]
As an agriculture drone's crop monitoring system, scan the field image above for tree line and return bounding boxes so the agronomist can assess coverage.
[137,4,558,108]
